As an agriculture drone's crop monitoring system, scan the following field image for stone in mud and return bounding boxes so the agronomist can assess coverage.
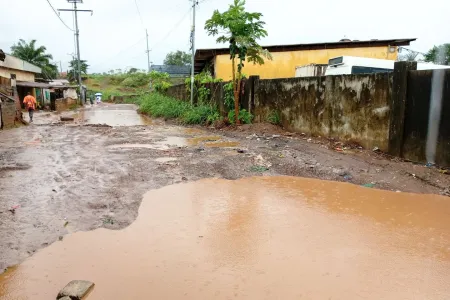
[57,280,94,299]
[60,117,74,122]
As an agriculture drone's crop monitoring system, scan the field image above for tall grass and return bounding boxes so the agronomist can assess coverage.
[137,93,220,125]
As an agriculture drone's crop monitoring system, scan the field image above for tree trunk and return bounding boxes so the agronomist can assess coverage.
[231,57,240,125]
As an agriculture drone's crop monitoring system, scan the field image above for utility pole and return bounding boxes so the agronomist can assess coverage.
[146,29,151,72]
[190,0,197,105]
[58,0,93,105]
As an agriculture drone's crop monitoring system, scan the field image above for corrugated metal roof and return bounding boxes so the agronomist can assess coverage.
[16,81,77,89]
[151,65,190,75]
[194,38,417,73]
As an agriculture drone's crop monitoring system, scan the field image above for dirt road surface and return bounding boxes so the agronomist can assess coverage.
[1,104,449,277]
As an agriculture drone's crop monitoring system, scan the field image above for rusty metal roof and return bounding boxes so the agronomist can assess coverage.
[194,38,417,74]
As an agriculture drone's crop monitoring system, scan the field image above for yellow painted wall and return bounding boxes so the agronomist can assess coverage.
[0,68,36,82]
[214,46,398,80]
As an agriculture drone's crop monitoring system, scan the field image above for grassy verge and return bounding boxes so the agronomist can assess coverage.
[134,93,220,125]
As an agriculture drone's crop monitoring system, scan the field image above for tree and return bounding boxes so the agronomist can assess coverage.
[11,39,59,79]
[205,0,271,124]
[424,44,450,65]
[164,50,191,66]
[68,59,89,82]
[399,51,419,62]
[127,67,138,74]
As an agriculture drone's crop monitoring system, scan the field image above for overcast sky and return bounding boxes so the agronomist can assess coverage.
[1,0,449,73]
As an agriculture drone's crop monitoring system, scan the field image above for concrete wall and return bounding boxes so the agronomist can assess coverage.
[254,73,392,151]
[55,98,77,112]
[402,69,450,166]
[0,100,17,128]
[214,46,398,80]
[63,88,78,100]
[166,84,189,101]
[0,68,36,82]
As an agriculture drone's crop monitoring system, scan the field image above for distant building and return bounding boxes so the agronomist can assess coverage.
[194,38,416,80]
[0,52,42,82]
[150,65,191,77]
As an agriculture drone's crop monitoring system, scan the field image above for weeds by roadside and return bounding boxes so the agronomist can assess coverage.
[135,93,220,125]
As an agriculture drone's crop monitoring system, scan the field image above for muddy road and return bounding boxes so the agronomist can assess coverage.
[1,104,449,278]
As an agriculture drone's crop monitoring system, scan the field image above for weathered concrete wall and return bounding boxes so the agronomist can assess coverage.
[254,73,392,151]
[1,100,17,128]
[166,84,189,102]
[55,98,77,112]
[402,69,450,166]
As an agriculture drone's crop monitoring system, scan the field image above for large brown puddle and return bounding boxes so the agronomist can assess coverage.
[80,104,152,126]
[1,177,450,299]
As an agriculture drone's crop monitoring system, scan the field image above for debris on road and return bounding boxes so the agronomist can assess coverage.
[57,280,94,300]
[8,205,20,214]
[236,148,247,153]
[60,117,74,122]
[250,165,269,172]
[362,183,376,188]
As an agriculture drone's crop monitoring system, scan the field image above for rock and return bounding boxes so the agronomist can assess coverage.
[57,280,94,300]
[60,117,74,122]
[59,297,71,300]
[236,148,247,153]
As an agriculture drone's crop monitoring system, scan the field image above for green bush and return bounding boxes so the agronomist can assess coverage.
[136,93,219,125]
[223,82,234,111]
[121,73,150,88]
[228,109,253,124]
[267,110,281,125]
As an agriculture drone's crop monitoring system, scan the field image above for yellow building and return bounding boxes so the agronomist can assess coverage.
[194,38,416,80]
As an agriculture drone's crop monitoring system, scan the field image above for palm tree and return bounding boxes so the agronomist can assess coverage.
[68,59,89,82]
[11,39,58,79]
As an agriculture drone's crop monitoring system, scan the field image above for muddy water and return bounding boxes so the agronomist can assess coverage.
[81,104,152,126]
[1,176,450,299]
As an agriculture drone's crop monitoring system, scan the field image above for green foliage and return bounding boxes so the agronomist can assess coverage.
[204,0,271,123]
[122,73,150,88]
[424,44,450,65]
[267,110,281,125]
[182,105,219,125]
[68,59,89,82]
[164,50,191,66]
[149,70,172,92]
[10,39,58,79]
[223,82,234,111]
[127,67,138,74]
[185,70,222,103]
[228,109,253,124]
[137,93,219,125]
[204,0,272,75]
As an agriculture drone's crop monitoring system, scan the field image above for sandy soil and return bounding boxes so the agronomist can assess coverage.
[1,104,449,272]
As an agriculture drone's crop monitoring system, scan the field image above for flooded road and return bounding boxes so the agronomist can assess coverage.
[80,104,152,126]
[1,176,449,299]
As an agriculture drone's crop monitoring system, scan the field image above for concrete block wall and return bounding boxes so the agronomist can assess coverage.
[55,98,77,112]
[1,100,17,128]
[254,73,393,151]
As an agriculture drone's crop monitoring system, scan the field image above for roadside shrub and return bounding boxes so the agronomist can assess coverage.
[121,73,150,88]
[137,93,219,125]
[228,109,253,124]
[182,105,219,125]
[223,82,234,111]
[267,110,281,125]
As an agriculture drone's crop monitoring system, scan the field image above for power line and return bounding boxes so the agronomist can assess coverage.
[152,8,192,51]
[90,37,146,68]
[133,0,145,28]
[44,0,74,31]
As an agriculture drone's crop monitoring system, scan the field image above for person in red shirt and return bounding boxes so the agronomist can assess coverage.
[23,92,37,123]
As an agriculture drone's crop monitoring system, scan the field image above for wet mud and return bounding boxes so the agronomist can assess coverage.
[1,104,450,282]
[1,176,449,299]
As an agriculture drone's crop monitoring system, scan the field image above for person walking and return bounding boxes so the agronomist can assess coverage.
[23,92,37,123]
